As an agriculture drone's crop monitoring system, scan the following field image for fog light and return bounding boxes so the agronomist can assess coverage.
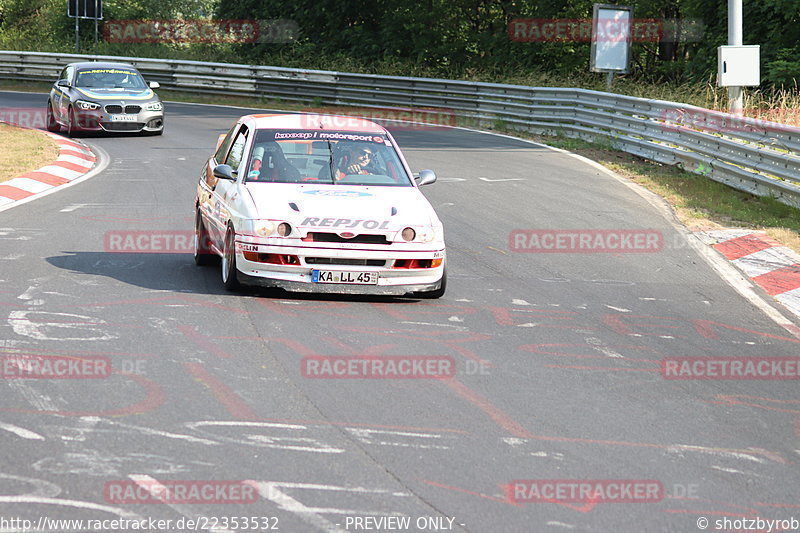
[401,227,416,241]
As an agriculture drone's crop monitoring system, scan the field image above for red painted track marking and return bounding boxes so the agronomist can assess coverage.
[60,148,96,161]
[752,264,800,296]
[0,185,34,200]
[544,364,657,372]
[714,234,781,260]
[442,378,534,438]
[0,373,164,417]
[422,480,517,506]
[178,325,234,359]
[16,171,70,186]
[183,362,259,420]
[50,160,92,173]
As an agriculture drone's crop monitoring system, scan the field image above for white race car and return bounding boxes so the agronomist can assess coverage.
[194,113,446,298]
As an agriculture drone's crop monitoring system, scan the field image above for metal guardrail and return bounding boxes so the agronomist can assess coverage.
[2,50,800,208]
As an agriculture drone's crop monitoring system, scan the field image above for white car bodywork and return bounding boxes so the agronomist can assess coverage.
[194,114,446,297]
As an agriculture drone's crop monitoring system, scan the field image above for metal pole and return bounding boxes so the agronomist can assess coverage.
[606,71,614,90]
[75,15,80,54]
[728,0,743,115]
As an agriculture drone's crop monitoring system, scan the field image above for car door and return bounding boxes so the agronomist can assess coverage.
[51,67,69,122]
[57,66,75,121]
[208,124,249,246]
[198,125,236,250]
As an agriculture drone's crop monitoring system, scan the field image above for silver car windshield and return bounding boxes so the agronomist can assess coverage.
[244,129,413,187]
[75,68,148,90]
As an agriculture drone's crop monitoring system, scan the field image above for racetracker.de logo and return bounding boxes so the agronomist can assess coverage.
[301,356,456,379]
[300,107,456,131]
[660,107,800,134]
[103,19,298,44]
[509,229,663,253]
[0,108,47,130]
[0,355,111,379]
[508,18,704,43]
[661,357,800,380]
[104,480,258,504]
[104,230,195,253]
[506,479,664,504]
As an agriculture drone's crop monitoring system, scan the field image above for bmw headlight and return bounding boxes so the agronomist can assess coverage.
[145,101,163,112]
[76,100,100,110]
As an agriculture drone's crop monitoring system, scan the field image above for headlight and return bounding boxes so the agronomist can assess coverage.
[244,220,294,237]
[254,221,275,237]
[76,100,100,110]
[419,228,437,243]
[145,101,163,112]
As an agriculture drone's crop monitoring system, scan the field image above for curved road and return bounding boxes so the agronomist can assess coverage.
[1,91,799,533]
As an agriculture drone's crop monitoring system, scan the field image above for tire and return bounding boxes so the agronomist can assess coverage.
[414,266,447,299]
[221,226,241,291]
[194,210,215,266]
[66,107,76,137]
[46,101,60,132]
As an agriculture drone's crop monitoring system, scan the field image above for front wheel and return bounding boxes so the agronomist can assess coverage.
[194,210,215,266]
[46,101,60,132]
[413,266,447,299]
[221,227,240,291]
[66,107,77,137]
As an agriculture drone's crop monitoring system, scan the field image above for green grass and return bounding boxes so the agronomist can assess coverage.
[533,133,800,252]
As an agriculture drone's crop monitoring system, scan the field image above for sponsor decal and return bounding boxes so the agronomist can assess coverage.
[300,217,389,229]
[302,190,373,198]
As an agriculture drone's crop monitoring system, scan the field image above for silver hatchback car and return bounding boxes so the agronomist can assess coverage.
[46,61,164,136]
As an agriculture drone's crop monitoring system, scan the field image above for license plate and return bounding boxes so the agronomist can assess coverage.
[312,270,378,285]
[110,114,137,122]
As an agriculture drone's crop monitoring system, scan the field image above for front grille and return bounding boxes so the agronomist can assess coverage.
[105,105,122,114]
[306,258,386,267]
[303,232,390,245]
[125,105,141,114]
[102,122,144,131]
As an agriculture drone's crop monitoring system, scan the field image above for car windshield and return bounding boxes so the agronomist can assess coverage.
[244,129,414,186]
[75,68,148,90]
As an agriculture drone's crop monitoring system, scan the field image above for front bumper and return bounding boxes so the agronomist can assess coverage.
[73,108,164,133]
[233,237,445,295]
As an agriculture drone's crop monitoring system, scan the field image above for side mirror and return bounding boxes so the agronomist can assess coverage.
[56,80,70,87]
[415,169,437,186]
[213,164,237,181]
[149,81,160,89]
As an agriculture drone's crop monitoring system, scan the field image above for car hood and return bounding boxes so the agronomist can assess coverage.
[244,183,439,229]
[74,87,157,101]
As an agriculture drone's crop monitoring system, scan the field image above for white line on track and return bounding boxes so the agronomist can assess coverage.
[128,475,233,533]
[0,422,45,440]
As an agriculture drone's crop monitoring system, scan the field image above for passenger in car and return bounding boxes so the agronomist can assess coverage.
[249,142,301,181]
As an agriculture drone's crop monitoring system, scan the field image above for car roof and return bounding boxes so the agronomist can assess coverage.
[242,114,388,134]
[68,61,138,70]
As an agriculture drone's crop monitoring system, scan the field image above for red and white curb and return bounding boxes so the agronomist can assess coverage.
[698,230,800,319]
[0,131,96,208]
